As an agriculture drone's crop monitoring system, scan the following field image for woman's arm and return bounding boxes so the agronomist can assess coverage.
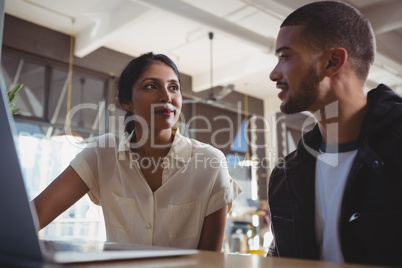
[33,165,89,229]
[197,205,228,252]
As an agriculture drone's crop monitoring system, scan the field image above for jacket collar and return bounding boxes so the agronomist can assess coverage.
[360,84,402,136]
[288,124,322,167]
[291,84,401,165]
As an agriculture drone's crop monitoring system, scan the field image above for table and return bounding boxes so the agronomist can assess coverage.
[1,250,384,268]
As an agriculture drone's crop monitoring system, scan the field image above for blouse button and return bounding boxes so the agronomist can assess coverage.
[145,223,152,229]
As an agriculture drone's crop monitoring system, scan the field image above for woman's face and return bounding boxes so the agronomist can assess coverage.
[123,61,182,132]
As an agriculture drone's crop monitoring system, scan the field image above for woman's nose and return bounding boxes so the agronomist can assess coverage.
[160,87,172,103]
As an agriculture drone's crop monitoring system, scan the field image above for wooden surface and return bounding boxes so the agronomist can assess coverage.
[13,250,381,268]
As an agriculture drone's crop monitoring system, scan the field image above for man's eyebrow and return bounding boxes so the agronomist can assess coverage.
[275,46,291,55]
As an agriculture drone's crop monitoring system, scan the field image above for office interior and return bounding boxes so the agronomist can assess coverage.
[2,0,402,255]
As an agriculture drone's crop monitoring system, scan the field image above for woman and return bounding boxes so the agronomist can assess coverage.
[34,52,241,251]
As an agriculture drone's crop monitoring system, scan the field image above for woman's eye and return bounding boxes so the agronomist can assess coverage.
[145,84,157,90]
[170,85,180,91]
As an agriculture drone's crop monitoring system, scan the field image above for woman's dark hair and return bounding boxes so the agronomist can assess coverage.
[117,52,181,134]
[282,1,375,81]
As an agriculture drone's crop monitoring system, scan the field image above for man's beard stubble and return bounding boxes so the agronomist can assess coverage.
[281,66,320,115]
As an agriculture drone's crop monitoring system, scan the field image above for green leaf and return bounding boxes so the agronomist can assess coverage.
[7,83,24,115]
[10,83,23,94]
[8,83,23,100]
[9,97,17,107]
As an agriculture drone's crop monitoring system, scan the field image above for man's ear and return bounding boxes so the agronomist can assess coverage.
[325,47,347,76]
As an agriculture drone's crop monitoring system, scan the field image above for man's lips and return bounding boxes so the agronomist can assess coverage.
[276,83,288,100]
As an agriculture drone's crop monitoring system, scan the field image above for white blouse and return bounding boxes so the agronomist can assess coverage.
[70,130,241,249]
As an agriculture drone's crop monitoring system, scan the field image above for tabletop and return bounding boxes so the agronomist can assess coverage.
[2,250,384,268]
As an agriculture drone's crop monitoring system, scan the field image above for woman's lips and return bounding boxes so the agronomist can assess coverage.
[155,108,174,115]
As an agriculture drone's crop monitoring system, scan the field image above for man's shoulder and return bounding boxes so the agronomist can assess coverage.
[367,84,402,105]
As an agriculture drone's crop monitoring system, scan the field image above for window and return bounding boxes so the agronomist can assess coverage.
[2,55,46,118]
[16,123,106,240]
[2,52,112,241]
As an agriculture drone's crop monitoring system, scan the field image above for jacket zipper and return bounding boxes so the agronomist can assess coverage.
[272,215,294,223]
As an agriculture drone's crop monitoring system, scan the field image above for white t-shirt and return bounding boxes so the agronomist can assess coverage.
[315,143,358,263]
[70,130,241,249]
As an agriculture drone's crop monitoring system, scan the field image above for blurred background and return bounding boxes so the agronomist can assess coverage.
[2,0,402,254]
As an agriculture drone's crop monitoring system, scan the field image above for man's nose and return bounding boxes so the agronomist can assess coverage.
[270,64,281,82]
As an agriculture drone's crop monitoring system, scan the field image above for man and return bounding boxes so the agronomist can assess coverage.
[267,1,402,266]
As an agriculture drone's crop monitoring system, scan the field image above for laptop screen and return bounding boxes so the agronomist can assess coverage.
[0,75,44,261]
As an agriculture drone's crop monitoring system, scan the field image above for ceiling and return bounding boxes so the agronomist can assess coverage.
[4,0,402,101]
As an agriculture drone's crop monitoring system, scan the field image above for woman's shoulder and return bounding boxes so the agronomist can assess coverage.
[178,133,225,158]
[83,132,124,153]
[86,132,117,144]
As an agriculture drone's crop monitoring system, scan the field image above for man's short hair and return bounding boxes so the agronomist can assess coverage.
[282,1,376,81]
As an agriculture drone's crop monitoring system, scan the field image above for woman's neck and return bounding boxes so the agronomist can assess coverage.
[133,127,173,157]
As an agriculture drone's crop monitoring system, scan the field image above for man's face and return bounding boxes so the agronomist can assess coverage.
[270,25,323,114]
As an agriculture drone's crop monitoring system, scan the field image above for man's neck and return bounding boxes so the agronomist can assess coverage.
[316,88,368,145]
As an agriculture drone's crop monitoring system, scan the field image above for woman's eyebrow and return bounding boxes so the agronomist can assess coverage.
[140,77,179,83]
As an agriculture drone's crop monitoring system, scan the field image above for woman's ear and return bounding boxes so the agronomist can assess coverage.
[121,101,132,112]
[325,47,347,77]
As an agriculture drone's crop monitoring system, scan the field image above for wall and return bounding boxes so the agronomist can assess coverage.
[2,14,269,200]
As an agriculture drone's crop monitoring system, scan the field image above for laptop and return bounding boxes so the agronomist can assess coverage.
[0,78,198,265]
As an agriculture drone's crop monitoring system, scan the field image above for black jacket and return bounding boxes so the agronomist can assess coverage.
[267,84,402,266]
